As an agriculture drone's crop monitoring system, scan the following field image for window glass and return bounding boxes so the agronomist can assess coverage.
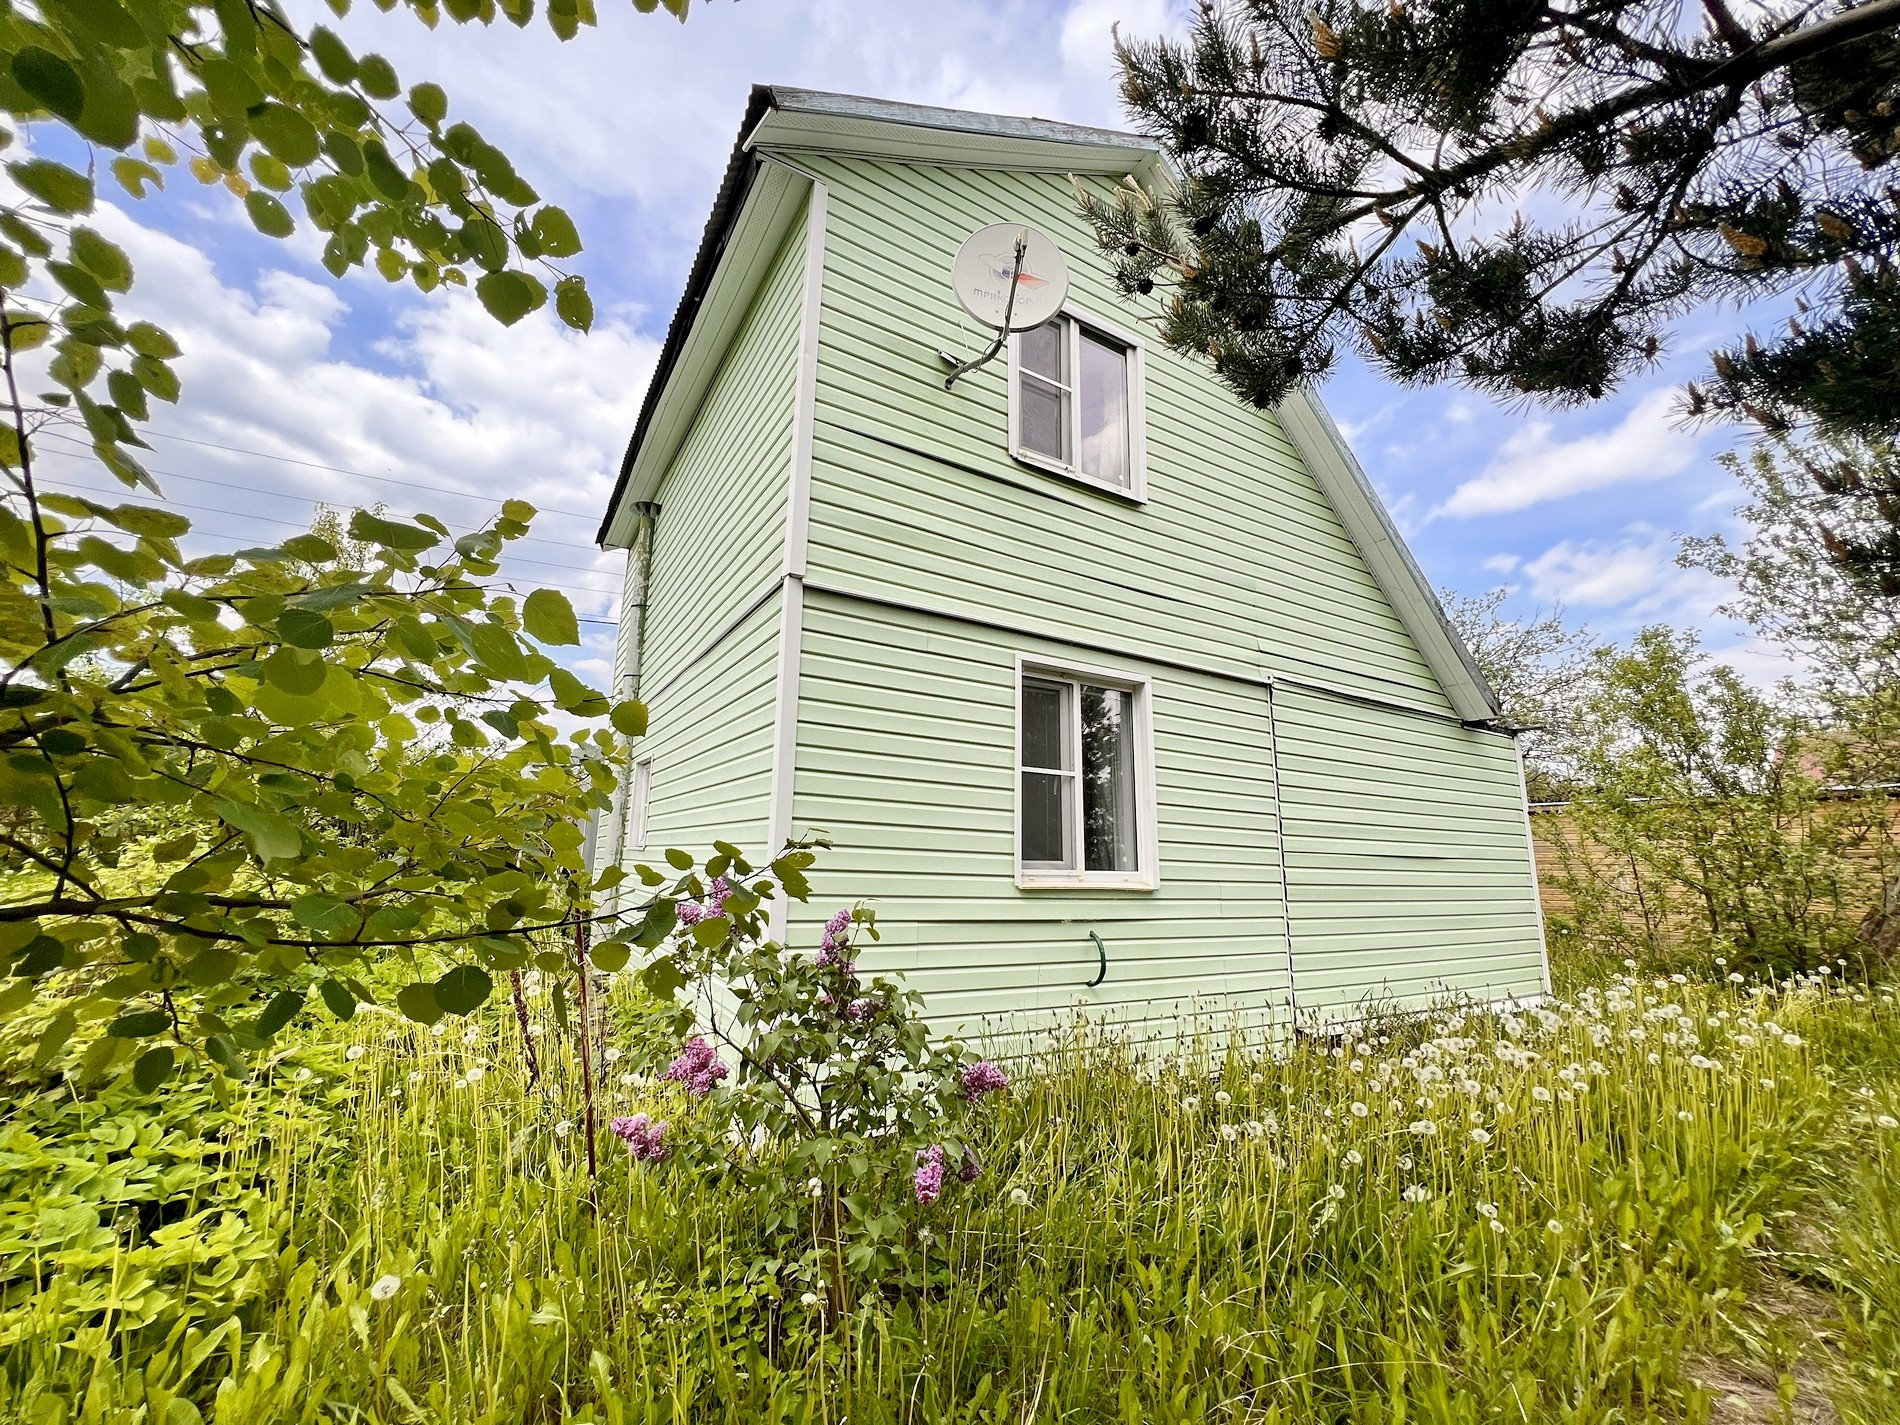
[629,759,652,852]
[1020,320,1064,380]
[1021,771,1070,867]
[1021,680,1068,770]
[1019,374,1068,463]
[1080,686,1137,872]
[1077,332,1130,489]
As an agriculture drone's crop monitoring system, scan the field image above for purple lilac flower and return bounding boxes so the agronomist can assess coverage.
[845,996,882,1022]
[825,909,852,936]
[609,1113,670,1162]
[960,1060,1009,1101]
[706,877,732,911]
[958,1144,982,1183]
[913,1145,945,1206]
[661,1036,730,1097]
[675,901,705,926]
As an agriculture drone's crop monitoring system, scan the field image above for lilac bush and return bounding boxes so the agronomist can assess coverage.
[593,836,1010,1292]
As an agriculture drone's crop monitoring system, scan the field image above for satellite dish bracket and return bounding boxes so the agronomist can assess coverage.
[940,231,1027,390]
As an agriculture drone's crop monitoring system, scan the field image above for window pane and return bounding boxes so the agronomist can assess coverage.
[1078,332,1130,488]
[1080,685,1137,872]
[1021,771,1072,867]
[1021,679,1068,770]
[1019,374,1068,463]
[1020,319,1064,380]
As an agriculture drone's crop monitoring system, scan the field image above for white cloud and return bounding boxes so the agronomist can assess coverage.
[1481,553,1520,574]
[1433,389,1701,519]
[37,200,655,670]
[1518,528,1724,620]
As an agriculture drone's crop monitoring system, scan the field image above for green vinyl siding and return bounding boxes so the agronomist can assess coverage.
[633,591,780,868]
[786,588,1291,1040]
[1273,685,1545,1012]
[799,154,1448,710]
[626,206,806,875]
[639,216,805,691]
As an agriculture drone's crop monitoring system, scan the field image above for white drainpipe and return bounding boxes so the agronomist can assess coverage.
[596,501,660,914]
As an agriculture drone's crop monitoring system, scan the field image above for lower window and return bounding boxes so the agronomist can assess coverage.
[1017,659,1156,888]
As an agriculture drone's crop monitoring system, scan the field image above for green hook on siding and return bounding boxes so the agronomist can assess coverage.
[1087,931,1108,988]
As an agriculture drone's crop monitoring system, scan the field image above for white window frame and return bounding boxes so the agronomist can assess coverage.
[1007,302,1148,502]
[628,757,652,853]
[1013,653,1159,891]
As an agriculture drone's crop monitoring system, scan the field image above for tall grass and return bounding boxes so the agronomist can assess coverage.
[5,970,1899,1423]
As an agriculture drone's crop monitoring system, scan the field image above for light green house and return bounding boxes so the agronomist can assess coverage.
[592,86,1548,1038]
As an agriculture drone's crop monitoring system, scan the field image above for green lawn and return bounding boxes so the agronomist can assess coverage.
[5,965,1899,1423]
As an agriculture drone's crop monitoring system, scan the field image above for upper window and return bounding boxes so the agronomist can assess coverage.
[628,757,652,853]
[1010,311,1146,499]
[1017,658,1157,890]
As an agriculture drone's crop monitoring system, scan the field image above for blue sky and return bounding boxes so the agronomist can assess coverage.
[44,0,1786,687]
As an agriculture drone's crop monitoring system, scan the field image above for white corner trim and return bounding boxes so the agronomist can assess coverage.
[765,181,828,938]
[1515,740,1554,998]
[1012,650,1161,892]
[783,180,827,581]
[1273,387,1500,724]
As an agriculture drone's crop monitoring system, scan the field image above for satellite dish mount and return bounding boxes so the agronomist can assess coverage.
[940,223,1070,390]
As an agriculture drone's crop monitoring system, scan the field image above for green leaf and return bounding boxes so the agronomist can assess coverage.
[249,103,322,167]
[530,206,581,257]
[11,158,94,214]
[132,1046,175,1093]
[610,700,649,737]
[278,607,335,649]
[256,988,305,1039]
[244,191,296,239]
[665,848,694,871]
[589,940,631,973]
[475,270,545,327]
[357,54,401,100]
[71,228,132,289]
[65,0,146,47]
[309,27,358,83]
[639,951,687,999]
[260,647,326,695]
[212,798,302,863]
[409,82,448,127]
[291,894,356,935]
[348,509,439,550]
[433,963,493,1015]
[395,981,443,1025]
[363,140,410,201]
[554,275,593,332]
[318,978,357,1019]
[108,1010,172,1039]
[548,667,607,714]
[111,157,164,199]
[107,503,189,538]
[12,47,84,123]
[522,588,579,645]
[126,321,180,359]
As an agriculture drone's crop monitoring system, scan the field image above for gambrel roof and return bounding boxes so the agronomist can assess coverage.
[597,85,1502,724]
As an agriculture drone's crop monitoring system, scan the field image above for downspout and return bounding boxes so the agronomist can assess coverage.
[598,501,661,915]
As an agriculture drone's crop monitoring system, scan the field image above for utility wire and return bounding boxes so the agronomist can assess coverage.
[38,467,623,582]
[125,427,610,522]
[34,435,606,554]
[34,476,624,616]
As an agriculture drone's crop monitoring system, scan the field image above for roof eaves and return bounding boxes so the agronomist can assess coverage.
[595,84,775,547]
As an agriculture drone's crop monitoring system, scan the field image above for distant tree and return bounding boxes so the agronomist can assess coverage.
[1088,0,1900,572]
[1554,627,1879,973]
[0,0,706,1083]
[1682,435,1900,948]
[1440,588,1600,800]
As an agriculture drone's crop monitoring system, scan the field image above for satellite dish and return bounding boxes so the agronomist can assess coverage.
[941,223,1071,389]
[951,222,1069,332]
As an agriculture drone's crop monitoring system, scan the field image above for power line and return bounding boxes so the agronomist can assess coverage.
[34,435,605,554]
[33,477,624,613]
[127,428,611,523]
[37,465,622,580]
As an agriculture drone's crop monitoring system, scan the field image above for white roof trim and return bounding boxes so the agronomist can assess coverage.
[1273,388,1503,723]
[600,158,809,547]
